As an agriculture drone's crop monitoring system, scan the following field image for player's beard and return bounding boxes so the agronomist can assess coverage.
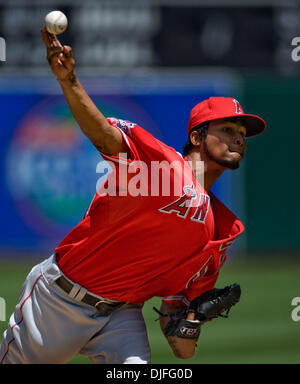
[203,138,240,170]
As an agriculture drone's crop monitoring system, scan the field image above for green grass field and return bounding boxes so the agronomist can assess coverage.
[0,257,299,364]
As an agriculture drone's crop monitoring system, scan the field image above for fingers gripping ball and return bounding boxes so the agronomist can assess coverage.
[45,11,68,35]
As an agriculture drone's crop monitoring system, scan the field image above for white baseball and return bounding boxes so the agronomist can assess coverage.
[45,11,68,35]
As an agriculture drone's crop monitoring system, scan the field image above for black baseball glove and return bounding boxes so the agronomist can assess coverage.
[154,283,241,340]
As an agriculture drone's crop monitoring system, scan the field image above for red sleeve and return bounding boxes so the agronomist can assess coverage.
[162,273,219,307]
[106,117,177,162]
[102,117,140,161]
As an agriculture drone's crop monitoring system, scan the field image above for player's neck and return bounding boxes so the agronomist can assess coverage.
[187,151,224,192]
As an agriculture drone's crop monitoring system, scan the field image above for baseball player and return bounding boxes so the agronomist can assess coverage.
[0,27,266,364]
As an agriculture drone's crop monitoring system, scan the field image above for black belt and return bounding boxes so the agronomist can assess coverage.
[55,276,125,316]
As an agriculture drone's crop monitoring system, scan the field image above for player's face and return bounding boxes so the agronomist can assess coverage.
[203,119,247,170]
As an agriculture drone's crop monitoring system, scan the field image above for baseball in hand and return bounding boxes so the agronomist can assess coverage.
[45,11,68,35]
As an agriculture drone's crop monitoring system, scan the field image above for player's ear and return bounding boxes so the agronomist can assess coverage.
[190,131,202,146]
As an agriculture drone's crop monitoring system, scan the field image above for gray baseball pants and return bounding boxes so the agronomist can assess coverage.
[0,255,151,364]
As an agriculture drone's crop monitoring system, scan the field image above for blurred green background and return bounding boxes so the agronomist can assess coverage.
[1,257,299,364]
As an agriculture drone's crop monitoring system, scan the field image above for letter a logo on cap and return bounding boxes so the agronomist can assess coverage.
[233,99,243,114]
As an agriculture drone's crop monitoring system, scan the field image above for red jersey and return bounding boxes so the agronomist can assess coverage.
[55,118,244,305]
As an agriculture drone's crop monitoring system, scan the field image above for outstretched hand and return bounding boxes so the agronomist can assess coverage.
[41,26,76,82]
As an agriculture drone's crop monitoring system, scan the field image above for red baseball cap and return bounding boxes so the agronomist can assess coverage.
[187,97,266,137]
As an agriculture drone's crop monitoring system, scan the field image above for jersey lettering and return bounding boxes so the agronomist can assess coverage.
[219,239,235,252]
[185,255,214,289]
[158,184,196,219]
[191,194,210,223]
[159,184,210,223]
[218,252,227,270]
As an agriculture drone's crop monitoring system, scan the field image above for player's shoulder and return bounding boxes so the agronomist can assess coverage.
[156,139,184,161]
[107,117,180,158]
[107,116,158,144]
[107,117,137,137]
